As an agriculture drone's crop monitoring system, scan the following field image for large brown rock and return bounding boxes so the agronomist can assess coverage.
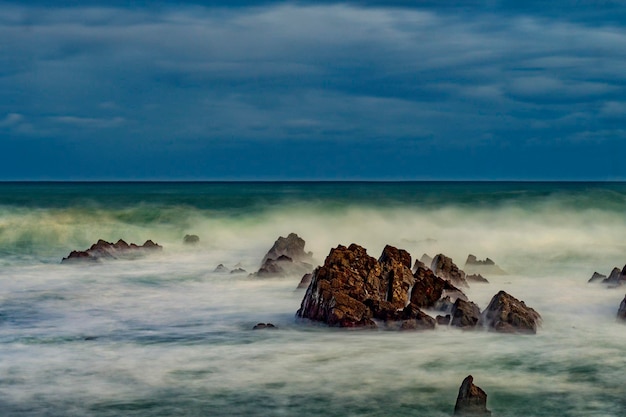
[253,233,314,278]
[450,299,481,329]
[296,244,433,329]
[61,239,162,263]
[431,254,468,287]
[410,266,466,309]
[480,291,541,334]
[454,375,491,416]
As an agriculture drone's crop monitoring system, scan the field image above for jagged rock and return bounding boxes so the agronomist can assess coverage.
[412,259,426,273]
[296,244,434,329]
[410,266,466,310]
[61,239,162,263]
[464,254,507,275]
[230,268,247,274]
[214,264,229,273]
[297,273,313,289]
[431,254,468,287]
[466,274,489,284]
[454,375,491,416]
[601,266,626,287]
[183,234,199,245]
[588,271,607,283]
[450,299,481,329]
[480,291,541,334]
[420,253,433,268]
[253,323,277,330]
[253,233,314,278]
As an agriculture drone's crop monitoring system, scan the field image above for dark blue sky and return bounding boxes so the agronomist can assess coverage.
[1,1,625,180]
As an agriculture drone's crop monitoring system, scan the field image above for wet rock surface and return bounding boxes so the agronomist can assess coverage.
[62,239,162,263]
[480,290,541,334]
[454,375,491,416]
[253,233,315,278]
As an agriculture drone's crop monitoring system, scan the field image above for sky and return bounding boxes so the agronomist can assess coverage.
[1,0,625,180]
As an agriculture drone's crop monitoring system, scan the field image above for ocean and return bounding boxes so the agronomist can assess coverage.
[1,181,626,416]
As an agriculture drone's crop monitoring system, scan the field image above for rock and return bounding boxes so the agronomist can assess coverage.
[431,254,468,287]
[253,323,277,330]
[412,259,426,273]
[297,273,313,289]
[450,299,481,329]
[214,264,229,273]
[410,266,466,310]
[617,295,626,321]
[588,271,607,283]
[253,233,315,278]
[230,268,247,274]
[480,290,541,334]
[61,239,162,263]
[436,314,451,325]
[466,274,489,284]
[183,234,199,245]
[296,243,434,329]
[420,253,433,268]
[602,266,626,287]
[454,375,491,416]
[464,254,507,275]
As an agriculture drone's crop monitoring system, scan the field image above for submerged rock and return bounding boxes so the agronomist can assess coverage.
[253,233,315,278]
[431,254,468,287]
[296,243,434,329]
[253,323,277,330]
[464,254,507,275]
[454,375,491,416]
[61,239,162,263]
[183,234,200,245]
[480,290,541,334]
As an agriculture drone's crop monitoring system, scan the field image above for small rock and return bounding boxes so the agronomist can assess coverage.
[230,268,247,274]
[588,271,607,283]
[431,254,468,287]
[183,234,200,245]
[253,323,277,330]
[464,254,507,275]
[450,299,481,329]
[214,264,229,273]
[454,375,491,416]
[480,290,541,334]
[436,315,451,325]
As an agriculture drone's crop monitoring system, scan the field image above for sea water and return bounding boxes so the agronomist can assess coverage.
[1,182,626,416]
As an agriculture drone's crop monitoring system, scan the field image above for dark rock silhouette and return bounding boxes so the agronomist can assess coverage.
[588,271,607,283]
[590,266,626,287]
[253,323,277,330]
[62,239,162,263]
[617,295,626,321]
[214,264,229,273]
[253,233,314,278]
[464,254,507,275]
[466,273,489,284]
[183,234,199,245]
[431,254,468,287]
[480,290,541,334]
[454,375,491,416]
[230,268,247,274]
[296,244,435,329]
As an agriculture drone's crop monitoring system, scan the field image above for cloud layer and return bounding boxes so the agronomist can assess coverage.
[1,2,625,179]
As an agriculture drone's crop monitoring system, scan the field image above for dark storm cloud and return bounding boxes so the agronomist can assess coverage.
[0,1,625,179]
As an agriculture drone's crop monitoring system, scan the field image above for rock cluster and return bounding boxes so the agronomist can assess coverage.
[296,243,541,334]
[252,233,315,278]
[588,265,626,287]
[61,239,162,263]
[454,375,491,416]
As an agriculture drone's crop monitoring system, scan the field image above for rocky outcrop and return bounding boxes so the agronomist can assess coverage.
[431,254,468,287]
[617,295,626,321]
[450,299,481,329]
[590,266,626,287]
[183,234,199,245]
[466,274,489,284]
[296,244,435,329]
[253,233,315,278]
[454,375,491,416]
[480,291,541,334]
[410,266,466,310]
[464,254,507,275]
[588,271,607,283]
[61,239,162,263]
